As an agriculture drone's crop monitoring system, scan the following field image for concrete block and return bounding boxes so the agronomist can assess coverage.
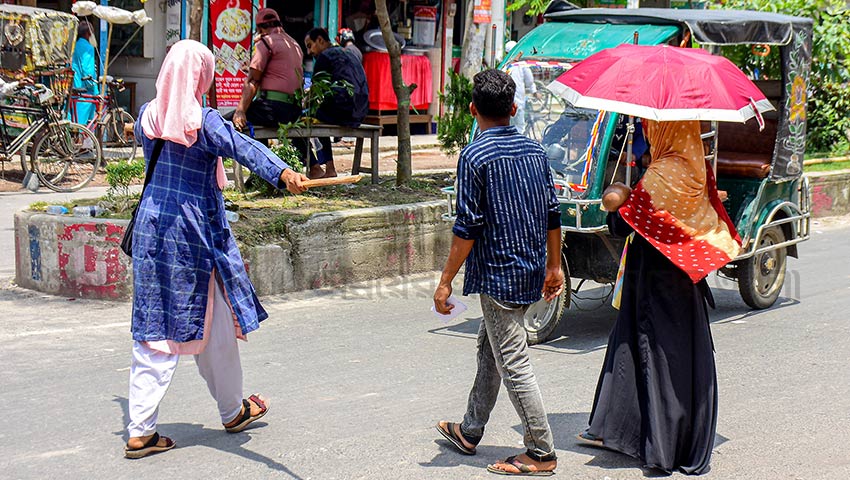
[808,170,850,218]
[14,211,132,300]
[244,242,295,296]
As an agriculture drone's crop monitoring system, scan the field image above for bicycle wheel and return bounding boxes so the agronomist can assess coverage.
[31,123,102,192]
[101,109,137,162]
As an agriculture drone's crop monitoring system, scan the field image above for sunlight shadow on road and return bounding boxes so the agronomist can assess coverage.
[111,396,304,479]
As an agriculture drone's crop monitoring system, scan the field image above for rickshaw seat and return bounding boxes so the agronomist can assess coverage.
[714,117,776,179]
[715,152,771,179]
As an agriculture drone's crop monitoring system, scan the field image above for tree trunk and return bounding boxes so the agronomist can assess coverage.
[188,0,204,42]
[375,0,415,186]
[460,0,487,79]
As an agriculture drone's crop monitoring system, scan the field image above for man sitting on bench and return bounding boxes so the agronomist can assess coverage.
[304,27,369,178]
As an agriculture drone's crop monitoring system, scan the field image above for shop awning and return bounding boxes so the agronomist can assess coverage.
[512,22,680,62]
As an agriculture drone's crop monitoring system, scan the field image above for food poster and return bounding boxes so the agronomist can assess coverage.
[210,0,262,108]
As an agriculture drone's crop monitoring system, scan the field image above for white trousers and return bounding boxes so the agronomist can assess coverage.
[127,281,244,437]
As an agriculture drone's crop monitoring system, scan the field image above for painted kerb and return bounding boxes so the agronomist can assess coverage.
[14,201,453,300]
[13,172,848,300]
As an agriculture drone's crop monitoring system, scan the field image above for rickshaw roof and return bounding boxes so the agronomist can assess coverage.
[546,8,813,46]
[0,4,77,22]
[510,22,680,62]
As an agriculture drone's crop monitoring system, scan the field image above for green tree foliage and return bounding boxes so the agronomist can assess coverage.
[437,70,474,155]
[714,0,850,154]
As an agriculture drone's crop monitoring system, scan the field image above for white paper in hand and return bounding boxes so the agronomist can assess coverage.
[431,295,468,324]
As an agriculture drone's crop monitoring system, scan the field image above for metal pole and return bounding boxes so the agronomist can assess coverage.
[490,24,497,67]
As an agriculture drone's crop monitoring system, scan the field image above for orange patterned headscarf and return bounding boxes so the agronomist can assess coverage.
[619,120,741,283]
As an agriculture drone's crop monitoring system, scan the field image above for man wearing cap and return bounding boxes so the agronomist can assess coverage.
[231,8,303,133]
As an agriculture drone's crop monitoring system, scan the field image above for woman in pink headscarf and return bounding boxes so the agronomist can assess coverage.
[124,40,308,459]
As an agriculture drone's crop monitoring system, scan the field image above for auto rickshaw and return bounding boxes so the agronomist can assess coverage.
[443,8,813,344]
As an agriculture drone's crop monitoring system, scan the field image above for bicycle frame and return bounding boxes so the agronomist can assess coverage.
[0,104,51,159]
[68,81,122,131]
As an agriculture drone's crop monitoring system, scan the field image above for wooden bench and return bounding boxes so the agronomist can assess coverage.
[237,123,383,189]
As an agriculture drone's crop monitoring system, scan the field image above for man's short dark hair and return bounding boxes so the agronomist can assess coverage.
[305,27,331,43]
[77,21,91,39]
[472,69,515,119]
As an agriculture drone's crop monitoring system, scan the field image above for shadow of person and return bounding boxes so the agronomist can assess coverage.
[528,412,729,477]
[419,440,532,471]
[111,396,303,478]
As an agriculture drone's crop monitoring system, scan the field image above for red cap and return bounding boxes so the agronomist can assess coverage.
[256,8,280,25]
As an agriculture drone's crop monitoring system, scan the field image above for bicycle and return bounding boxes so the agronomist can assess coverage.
[69,75,137,162]
[0,84,103,192]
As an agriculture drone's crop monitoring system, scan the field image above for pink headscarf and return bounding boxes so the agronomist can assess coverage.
[140,40,227,188]
[141,40,214,146]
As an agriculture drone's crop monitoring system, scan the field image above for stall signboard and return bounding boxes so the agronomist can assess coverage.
[413,6,437,46]
[210,0,260,108]
[473,0,492,24]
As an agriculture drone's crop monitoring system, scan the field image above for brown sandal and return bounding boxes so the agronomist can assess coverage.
[486,456,555,476]
[124,432,175,459]
[224,394,268,433]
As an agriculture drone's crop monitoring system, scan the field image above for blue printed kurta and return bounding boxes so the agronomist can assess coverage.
[131,106,289,342]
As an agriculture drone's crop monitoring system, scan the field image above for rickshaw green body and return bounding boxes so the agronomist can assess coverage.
[443,8,813,339]
[494,8,812,285]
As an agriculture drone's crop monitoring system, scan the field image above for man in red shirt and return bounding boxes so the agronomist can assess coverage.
[231,8,303,132]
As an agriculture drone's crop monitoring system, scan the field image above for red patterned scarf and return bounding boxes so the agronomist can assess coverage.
[618,120,741,283]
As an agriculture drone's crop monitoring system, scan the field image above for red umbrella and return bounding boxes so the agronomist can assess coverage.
[547,44,773,126]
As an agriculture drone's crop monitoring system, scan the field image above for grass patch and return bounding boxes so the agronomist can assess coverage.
[805,160,850,172]
[229,173,451,246]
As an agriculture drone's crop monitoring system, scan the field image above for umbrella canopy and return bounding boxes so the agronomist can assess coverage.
[547,44,774,124]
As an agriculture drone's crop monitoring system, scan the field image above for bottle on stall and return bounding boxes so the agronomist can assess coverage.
[72,205,105,217]
[45,205,68,215]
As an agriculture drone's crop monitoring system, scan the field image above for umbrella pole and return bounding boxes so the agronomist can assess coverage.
[625,115,634,187]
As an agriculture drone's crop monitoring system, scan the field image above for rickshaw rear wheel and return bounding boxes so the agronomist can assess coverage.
[738,226,787,309]
[523,254,569,345]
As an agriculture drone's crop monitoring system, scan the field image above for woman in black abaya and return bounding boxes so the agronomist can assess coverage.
[581,120,742,475]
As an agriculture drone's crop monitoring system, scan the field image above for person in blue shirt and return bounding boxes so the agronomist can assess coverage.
[433,69,564,476]
[70,21,99,125]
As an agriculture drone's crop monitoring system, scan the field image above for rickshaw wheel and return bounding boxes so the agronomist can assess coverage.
[738,226,787,310]
[523,254,569,345]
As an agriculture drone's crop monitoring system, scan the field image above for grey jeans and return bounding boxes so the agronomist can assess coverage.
[460,294,556,461]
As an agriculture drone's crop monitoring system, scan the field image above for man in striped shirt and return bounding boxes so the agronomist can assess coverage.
[434,69,564,476]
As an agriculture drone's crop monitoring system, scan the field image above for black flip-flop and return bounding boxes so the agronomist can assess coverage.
[486,455,555,476]
[124,432,175,459]
[435,421,477,455]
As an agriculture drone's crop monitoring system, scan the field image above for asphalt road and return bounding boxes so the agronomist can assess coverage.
[0,217,848,479]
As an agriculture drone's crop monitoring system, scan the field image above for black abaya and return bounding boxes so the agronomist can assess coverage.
[587,212,718,475]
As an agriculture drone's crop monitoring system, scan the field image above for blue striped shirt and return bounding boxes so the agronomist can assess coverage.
[454,125,561,304]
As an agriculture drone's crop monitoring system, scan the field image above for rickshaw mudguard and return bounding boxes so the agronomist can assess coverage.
[734,178,810,261]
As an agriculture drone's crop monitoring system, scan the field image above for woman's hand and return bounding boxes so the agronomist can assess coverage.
[279,168,309,194]
[602,182,631,212]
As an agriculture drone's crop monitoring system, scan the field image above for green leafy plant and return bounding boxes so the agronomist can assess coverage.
[245,72,351,196]
[713,0,850,155]
[104,158,146,212]
[437,70,474,155]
